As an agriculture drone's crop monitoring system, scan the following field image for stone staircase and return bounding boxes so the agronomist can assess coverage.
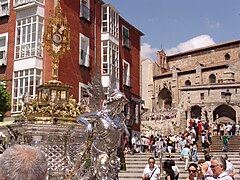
[210,135,240,152]
[119,151,240,180]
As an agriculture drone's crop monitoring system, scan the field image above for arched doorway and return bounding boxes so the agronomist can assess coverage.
[158,88,172,109]
[213,105,236,124]
[191,105,202,119]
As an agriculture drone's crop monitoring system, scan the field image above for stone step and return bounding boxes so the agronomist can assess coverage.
[119,151,240,180]
[125,152,240,158]
[119,172,240,179]
[119,172,240,180]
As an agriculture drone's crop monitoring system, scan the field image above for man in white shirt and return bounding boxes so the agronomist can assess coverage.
[142,157,160,180]
[207,156,233,180]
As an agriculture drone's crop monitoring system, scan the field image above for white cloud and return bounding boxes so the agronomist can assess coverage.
[165,35,215,56]
[141,43,158,60]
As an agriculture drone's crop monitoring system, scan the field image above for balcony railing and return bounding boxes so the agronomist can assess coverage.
[14,0,44,8]
[80,3,90,21]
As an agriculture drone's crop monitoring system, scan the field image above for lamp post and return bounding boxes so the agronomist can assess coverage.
[225,90,232,104]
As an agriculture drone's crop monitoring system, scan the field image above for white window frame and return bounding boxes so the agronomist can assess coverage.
[14,0,44,8]
[123,60,130,86]
[102,40,108,74]
[79,33,90,67]
[0,0,9,17]
[80,0,90,21]
[109,6,119,38]
[11,68,42,113]
[101,6,108,33]
[122,25,130,48]
[15,15,44,60]
[0,32,8,66]
[101,5,119,38]
[101,40,119,79]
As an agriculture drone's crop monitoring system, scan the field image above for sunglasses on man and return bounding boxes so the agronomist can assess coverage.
[210,164,219,169]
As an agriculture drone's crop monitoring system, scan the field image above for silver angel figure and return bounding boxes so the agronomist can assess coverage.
[76,89,129,180]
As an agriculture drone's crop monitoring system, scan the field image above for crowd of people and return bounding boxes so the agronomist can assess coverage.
[128,119,239,157]
[0,119,237,180]
[141,154,235,180]
[137,119,238,180]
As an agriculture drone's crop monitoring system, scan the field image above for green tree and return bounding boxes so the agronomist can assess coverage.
[0,84,10,117]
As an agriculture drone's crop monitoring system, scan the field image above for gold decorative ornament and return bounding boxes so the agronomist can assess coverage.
[43,0,70,81]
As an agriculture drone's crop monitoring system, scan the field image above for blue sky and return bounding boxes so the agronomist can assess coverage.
[105,0,240,59]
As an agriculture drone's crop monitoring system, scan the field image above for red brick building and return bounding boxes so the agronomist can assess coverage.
[0,0,143,134]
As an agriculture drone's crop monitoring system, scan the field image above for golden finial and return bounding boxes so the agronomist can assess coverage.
[43,0,70,81]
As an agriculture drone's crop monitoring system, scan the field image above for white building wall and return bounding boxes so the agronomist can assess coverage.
[141,58,154,110]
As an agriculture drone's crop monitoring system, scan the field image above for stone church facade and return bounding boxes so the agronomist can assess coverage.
[152,40,240,132]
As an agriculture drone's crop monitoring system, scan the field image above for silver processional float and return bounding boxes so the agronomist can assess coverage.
[0,1,129,179]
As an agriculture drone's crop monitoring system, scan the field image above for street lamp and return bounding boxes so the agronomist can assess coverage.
[225,90,232,104]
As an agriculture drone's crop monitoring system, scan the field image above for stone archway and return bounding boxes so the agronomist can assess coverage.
[157,87,172,109]
[191,105,202,119]
[213,104,236,124]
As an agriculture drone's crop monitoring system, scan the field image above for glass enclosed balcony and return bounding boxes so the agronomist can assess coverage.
[14,0,44,8]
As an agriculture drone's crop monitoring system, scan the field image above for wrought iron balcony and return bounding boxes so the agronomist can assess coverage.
[80,3,90,21]
[13,0,44,8]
